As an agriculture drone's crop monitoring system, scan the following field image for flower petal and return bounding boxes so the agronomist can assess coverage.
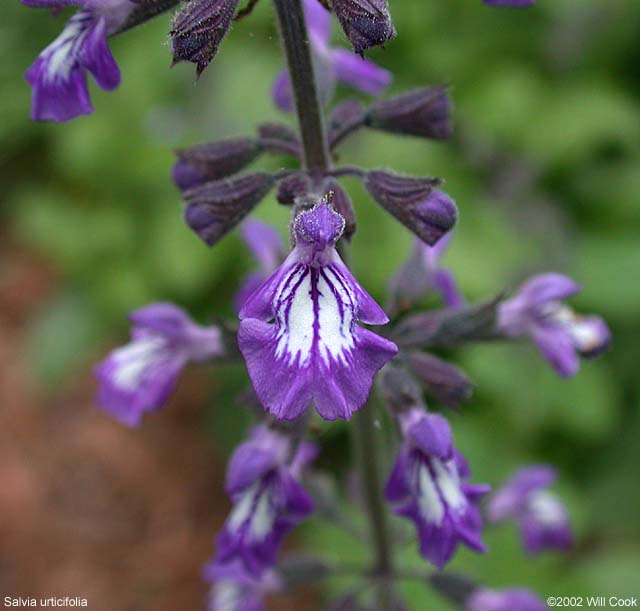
[239,262,396,420]
[332,48,391,95]
[77,16,120,90]
[532,323,580,377]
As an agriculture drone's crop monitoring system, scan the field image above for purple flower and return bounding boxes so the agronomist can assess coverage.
[467,588,548,611]
[385,409,489,569]
[204,560,281,611]
[234,220,286,313]
[389,233,464,312]
[497,273,611,377]
[23,0,134,122]
[272,0,391,112]
[214,426,316,575]
[238,203,398,421]
[487,465,573,555]
[94,303,224,426]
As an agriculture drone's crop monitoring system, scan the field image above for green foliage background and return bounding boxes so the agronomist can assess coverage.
[1,0,639,606]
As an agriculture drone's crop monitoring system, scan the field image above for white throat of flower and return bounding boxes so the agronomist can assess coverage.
[41,12,94,83]
[527,490,565,526]
[414,456,467,526]
[273,261,356,368]
[227,481,276,543]
[110,335,168,391]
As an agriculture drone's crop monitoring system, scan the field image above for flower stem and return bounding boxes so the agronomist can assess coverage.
[272,2,394,607]
[272,0,331,175]
[352,401,395,611]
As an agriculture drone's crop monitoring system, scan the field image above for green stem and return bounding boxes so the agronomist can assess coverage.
[272,0,331,175]
[352,402,395,611]
[272,2,394,607]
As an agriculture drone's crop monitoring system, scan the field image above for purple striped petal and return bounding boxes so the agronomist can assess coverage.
[25,12,120,122]
[238,203,397,421]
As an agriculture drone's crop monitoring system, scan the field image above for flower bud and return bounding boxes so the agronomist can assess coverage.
[322,178,356,240]
[391,298,501,349]
[365,86,452,140]
[378,364,424,414]
[365,171,456,245]
[173,137,261,190]
[170,0,239,77]
[327,99,365,149]
[257,122,302,157]
[332,0,397,55]
[407,351,474,408]
[276,172,312,205]
[183,172,275,246]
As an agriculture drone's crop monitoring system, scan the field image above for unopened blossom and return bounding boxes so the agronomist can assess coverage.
[272,0,391,112]
[497,273,610,377]
[204,560,280,611]
[487,465,573,554]
[234,220,285,313]
[22,0,137,122]
[214,425,316,575]
[385,409,489,568]
[238,202,398,421]
[95,302,223,426]
[466,588,548,611]
[389,233,464,312]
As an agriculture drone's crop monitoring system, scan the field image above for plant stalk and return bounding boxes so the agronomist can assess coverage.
[352,401,395,611]
[272,2,394,607]
[272,0,331,175]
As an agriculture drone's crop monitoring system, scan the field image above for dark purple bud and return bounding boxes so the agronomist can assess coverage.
[173,137,262,190]
[323,178,356,240]
[365,171,456,245]
[391,298,501,349]
[257,122,302,157]
[183,172,275,246]
[328,99,366,149]
[276,172,312,205]
[407,351,474,408]
[365,86,452,140]
[170,0,239,77]
[332,0,397,55]
[378,364,424,414]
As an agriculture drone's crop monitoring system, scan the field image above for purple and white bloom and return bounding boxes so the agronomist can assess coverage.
[467,588,548,611]
[214,425,316,575]
[94,302,224,426]
[272,0,391,112]
[238,203,398,421]
[22,0,133,122]
[487,465,573,555]
[385,409,489,569]
[234,220,285,314]
[203,560,281,611]
[497,273,611,377]
[389,233,463,312]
